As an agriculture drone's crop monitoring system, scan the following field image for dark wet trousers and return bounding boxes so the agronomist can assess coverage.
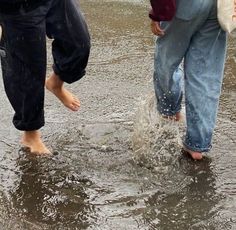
[0,0,90,131]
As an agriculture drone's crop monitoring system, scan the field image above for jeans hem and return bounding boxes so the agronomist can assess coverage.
[182,142,211,153]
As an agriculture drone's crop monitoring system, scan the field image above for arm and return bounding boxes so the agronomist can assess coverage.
[149,0,176,36]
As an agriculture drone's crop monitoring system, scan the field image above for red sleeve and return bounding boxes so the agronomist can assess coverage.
[149,0,176,22]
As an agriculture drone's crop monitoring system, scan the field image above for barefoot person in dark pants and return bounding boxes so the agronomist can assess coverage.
[0,0,90,154]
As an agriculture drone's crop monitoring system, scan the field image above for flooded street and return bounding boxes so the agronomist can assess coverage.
[0,0,235,229]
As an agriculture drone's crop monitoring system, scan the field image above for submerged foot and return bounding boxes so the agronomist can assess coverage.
[182,147,203,160]
[162,111,184,122]
[21,131,51,155]
[46,73,80,111]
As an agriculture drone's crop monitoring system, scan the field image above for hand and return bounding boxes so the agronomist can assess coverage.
[151,20,164,36]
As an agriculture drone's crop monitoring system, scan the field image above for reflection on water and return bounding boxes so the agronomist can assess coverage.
[0,0,235,229]
[11,154,96,229]
[143,158,219,229]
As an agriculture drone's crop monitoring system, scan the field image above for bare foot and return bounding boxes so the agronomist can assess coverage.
[21,131,51,155]
[46,72,80,111]
[162,112,184,122]
[182,147,203,160]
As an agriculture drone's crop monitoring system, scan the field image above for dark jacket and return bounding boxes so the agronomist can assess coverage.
[149,0,176,21]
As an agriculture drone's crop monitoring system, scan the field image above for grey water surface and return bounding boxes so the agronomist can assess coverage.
[0,0,235,229]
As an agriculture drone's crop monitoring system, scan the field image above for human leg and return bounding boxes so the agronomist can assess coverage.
[153,0,224,160]
[183,2,227,156]
[0,5,51,153]
[153,17,198,118]
[45,0,90,111]
[153,21,196,158]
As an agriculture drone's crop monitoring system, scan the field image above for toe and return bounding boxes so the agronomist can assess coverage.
[74,101,80,107]
[70,104,79,111]
[191,152,203,160]
[73,98,80,105]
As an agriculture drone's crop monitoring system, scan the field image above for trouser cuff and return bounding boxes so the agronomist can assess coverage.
[13,119,45,131]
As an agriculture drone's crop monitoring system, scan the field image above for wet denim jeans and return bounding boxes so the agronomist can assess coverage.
[153,0,227,152]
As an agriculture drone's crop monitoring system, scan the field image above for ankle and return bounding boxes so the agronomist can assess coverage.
[175,112,182,121]
[23,130,41,142]
[162,111,183,122]
[47,72,63,89]
[182,147,203,160]
[21,132,51,154]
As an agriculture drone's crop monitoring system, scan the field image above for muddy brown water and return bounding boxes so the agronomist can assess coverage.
[0,0,235,229]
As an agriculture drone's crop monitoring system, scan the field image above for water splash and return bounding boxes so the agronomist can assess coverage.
[132,93,185,170]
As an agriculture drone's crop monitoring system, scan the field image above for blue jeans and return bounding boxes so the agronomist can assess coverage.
[153,0,227,152]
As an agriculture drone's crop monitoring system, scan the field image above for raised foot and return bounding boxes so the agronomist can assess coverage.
[182,147,203,160]
[21,131,51,155]
[45,73,80,111]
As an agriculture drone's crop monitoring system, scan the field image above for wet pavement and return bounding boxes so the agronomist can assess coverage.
[0,0,235,229]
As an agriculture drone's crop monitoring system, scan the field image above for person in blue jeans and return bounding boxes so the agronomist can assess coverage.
[0,0,90,154]
[150,0,227,160]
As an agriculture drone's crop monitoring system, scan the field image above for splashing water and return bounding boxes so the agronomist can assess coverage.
[132,93,185,170]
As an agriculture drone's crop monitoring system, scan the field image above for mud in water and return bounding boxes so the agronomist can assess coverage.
[0,0,235,229]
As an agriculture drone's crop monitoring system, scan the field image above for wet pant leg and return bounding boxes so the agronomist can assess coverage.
[0,6,49,131]
[153,0,212,116]
[153,19,194,116]
[46,0,91,84]
[153,0,226,152]
[183,3,227,152]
